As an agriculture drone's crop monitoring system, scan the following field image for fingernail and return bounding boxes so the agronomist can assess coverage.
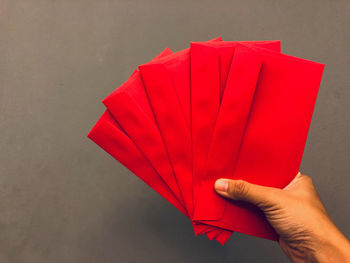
[215,179,228,192]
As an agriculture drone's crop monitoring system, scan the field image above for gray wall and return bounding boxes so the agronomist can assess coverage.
[0,1,349,262]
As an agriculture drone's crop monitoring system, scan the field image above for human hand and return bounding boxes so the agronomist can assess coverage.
[214,172,350,262]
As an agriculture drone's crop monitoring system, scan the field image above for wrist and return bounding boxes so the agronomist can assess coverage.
[312,225,350,263]
[316,236,350,262]
[281,220,350,263]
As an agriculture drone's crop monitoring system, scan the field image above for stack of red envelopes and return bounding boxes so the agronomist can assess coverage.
[88,37,324,245]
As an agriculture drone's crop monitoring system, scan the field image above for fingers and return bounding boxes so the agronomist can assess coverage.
[214,178,279,208]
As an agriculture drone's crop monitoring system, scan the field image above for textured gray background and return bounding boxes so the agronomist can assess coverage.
[0,0,349,262]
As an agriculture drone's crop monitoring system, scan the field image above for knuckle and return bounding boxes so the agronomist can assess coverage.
[303,174,313,184]
[298,173,313,183]
[229,180,249,199]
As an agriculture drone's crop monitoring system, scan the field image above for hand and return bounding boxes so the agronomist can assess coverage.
[214,172,350,263]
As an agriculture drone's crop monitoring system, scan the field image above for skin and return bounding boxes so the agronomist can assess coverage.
[214,172,350,263]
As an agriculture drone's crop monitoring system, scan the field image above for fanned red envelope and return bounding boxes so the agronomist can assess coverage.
[194,44,324,240]
[88,37,324,244]
[102,39,229,240]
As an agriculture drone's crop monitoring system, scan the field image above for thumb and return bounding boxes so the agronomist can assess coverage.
[214,179,279,208]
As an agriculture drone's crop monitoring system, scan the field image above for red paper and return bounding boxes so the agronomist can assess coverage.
[140,63,194,214]
[190,41,281,215]
[88,111,187,215]
[138,40,280,241]
[88,38,324,244]
[102,44,226,238]
[193,44,262,223]
[194,45,324,240]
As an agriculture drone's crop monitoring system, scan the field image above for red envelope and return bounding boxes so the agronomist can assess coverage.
[216,229,232,245]
[140,63,194,212]
[193,40,281,98]
[194,45,325,240]
[190,43,220,209]
[89,38,323,244]
[102,44,226,238]
[190,41,281,212]
[88,111,187,215]
[138,61,231,240]
[103,50,185,207]
[88,111,221,238]
[193,44,262,223]
[138,40,280,242]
